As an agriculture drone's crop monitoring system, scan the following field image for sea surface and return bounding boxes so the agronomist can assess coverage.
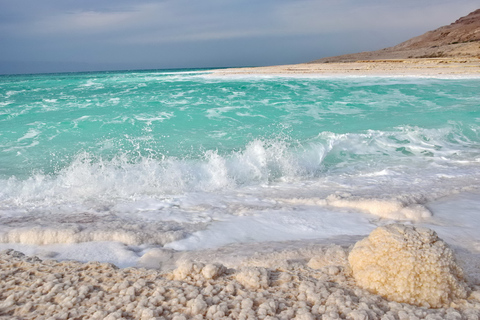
[1,69,480,267]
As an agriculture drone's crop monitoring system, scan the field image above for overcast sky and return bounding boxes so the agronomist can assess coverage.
[0,0,478,74]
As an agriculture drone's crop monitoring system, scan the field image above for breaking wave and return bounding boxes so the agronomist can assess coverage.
[1,124,479,212]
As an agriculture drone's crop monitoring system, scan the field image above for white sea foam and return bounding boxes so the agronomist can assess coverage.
[164,206,374,251]
[5,90,26,98]
[16,128,41,142]
[134,111,174,123]
[0,101,13,107]
[1,123,480,266]
[1,123,479,210]
[79,79,104,89]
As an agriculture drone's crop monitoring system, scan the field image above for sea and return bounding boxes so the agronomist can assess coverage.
[1,68,479,267]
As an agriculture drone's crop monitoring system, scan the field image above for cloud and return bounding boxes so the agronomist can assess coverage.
[2,0,478,42]
[3,0,279,44]
[273,0,479,35]
[33,11,135,35]
[1,1,141,36]
[0,0,479,73]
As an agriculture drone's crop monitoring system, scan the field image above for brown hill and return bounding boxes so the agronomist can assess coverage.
[311,9,480,63]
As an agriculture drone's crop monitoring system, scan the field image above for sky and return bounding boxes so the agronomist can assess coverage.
[0,0,478,74]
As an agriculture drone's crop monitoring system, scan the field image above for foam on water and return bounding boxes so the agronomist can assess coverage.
[0,69,480,266]
[1,124,478,208]
[164,206,374,252]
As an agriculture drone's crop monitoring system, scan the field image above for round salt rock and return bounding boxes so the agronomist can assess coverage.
[348,224,468,308]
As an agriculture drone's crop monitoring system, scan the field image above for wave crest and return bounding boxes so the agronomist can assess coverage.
[1,124,479,211]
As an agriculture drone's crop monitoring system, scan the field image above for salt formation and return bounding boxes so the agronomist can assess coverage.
[171,260,226,281]
[326,194,432,220]
[349,224,469,308]
[235,267,270,289]
[1,241,480,319]
[0,223,188,246]
[307,245,349,270]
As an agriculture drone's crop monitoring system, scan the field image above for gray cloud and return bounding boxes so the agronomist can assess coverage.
[0,0,478,74]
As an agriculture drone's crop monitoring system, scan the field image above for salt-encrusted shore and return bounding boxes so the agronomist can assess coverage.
[3,225,480,319]
[210,58,480,77]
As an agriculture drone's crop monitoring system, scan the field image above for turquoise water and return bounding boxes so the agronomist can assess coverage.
[2,70,479,178]
[1,69,480,262]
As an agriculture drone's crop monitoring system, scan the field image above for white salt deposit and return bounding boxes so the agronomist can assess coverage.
[325,194,432,220]
[2,224,480,320]
[349,224,468,308]
[235,267,271,289]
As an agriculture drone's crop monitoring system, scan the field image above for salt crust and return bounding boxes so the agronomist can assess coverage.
[325,195,432,221]
[0,223,191,246]
[349,224,469,308]
[281,194,432,221]
[2,239,480,320]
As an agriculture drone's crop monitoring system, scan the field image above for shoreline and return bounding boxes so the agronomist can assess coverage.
[2,230,480,319]
[210,58,480,77]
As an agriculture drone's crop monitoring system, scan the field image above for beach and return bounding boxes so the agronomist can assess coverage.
[2,227,480,319]
[211,58,480,77]
[1,61,480,319]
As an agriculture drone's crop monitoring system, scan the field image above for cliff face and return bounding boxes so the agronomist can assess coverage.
[393,8,480,50]
[311,9,480,63]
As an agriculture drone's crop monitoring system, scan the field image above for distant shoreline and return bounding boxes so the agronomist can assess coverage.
[211,58,480,77]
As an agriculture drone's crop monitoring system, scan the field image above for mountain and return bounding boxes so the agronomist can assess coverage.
[311,9,480,63]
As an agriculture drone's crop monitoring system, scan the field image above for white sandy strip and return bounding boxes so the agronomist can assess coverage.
[209,59,480,78]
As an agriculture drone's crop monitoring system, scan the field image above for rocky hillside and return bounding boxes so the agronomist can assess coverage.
[312,9,480,63]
